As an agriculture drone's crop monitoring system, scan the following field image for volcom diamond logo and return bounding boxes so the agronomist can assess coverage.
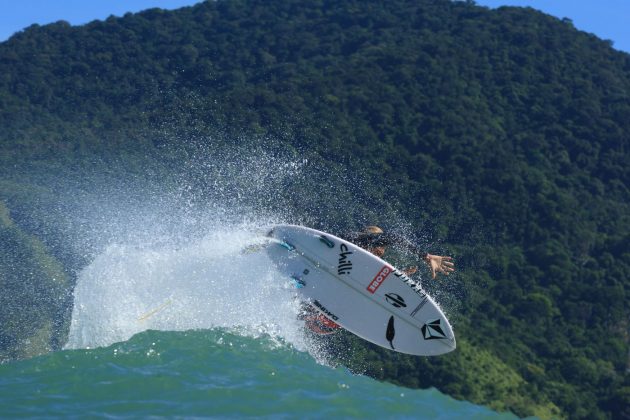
[421,319,447,340]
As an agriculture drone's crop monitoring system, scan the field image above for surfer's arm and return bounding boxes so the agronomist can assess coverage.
[423,254,455,279]
[382,234,455,279]
[403,266,418,276]
[404,253,454,279]
[345,231,455,278]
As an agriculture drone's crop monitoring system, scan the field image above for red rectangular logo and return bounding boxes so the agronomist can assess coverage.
[367,266,392,294]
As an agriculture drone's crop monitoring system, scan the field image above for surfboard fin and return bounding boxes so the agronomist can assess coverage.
[290,275,306,288]
[318,235,335,248]
[279,241,295,251]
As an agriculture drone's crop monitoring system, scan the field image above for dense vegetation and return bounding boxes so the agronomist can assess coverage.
[0,0,628,418]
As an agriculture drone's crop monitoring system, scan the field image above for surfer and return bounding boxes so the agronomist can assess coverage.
[298,304,341,335]
[345,226,455,279]
[303,226,454,336]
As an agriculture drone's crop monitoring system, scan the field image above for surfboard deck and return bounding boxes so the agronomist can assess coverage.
[265,224,456,356]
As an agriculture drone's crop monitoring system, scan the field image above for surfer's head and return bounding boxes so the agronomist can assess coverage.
[363,226,383,235]
[357,226,387,256]
[369,246,386,257]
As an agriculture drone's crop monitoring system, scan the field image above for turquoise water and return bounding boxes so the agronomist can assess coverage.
[0,329,516,419]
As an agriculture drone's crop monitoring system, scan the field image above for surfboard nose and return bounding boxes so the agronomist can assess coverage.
[447,336,457,349]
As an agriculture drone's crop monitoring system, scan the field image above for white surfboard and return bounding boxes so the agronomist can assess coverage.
[265,224,456,356]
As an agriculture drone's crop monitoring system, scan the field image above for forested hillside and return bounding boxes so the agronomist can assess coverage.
[0,0,628,418]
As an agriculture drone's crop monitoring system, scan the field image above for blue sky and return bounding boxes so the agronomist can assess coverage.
[0,0,628,54]
[475,0,630,53]
[0,0,200,40]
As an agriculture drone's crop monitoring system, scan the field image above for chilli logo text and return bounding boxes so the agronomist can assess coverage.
[338,244,353,275]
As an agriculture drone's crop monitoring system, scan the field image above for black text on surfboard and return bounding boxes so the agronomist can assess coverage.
[313,299,339,321]
[393,269,427,299]
[337,243,353,275]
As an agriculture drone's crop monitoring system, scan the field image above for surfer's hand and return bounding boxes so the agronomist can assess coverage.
[425,254,455,279]
[403,266,418,276]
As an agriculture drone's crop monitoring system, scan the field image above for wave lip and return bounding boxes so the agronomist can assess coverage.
[65,227,305,351]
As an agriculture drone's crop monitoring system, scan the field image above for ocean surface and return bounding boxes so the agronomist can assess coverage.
[0,225,517,419]
[0,329,518,419]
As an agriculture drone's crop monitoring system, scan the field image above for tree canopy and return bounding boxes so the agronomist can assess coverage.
[0,1,628,418]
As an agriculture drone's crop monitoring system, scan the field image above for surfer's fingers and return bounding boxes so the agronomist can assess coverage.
[437,264,455,275]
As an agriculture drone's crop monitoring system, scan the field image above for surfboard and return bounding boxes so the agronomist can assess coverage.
[265,224,456,356]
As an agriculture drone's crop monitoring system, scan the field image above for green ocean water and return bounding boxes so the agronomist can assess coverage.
[0,329,517,419]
